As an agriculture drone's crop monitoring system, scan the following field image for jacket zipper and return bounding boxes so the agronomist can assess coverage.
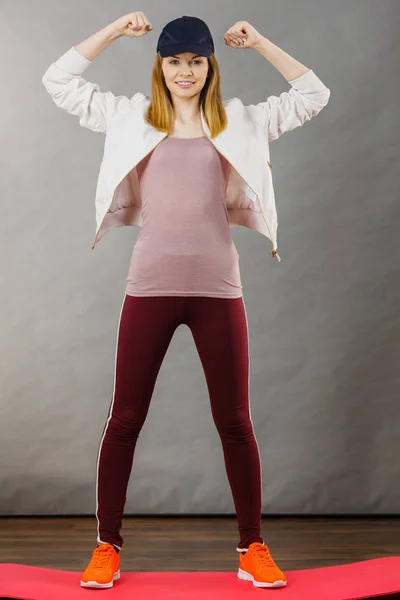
[256,192,281,262]
[207,139,281,262]
[91,134,168,249]
[259,159,280,261]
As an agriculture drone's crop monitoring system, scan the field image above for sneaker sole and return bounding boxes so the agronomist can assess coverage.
[80,569,120,589]
[238,567,287,588]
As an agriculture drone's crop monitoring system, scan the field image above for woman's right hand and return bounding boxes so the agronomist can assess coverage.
[113,11,153,37]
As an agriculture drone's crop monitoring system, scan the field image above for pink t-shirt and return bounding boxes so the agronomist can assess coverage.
[125,135,243,298]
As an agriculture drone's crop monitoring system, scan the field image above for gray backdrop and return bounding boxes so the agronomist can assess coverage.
[1,0,399,516]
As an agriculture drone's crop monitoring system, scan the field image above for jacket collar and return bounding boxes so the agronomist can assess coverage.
[133,95,262,200]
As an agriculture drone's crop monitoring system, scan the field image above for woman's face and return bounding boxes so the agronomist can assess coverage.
[162,52,209,99]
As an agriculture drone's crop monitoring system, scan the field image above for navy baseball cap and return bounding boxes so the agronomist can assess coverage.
[156,15,214,58]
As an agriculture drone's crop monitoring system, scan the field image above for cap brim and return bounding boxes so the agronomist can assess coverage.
[158,43,212,58]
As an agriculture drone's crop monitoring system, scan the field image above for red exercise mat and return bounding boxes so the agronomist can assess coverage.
[0,557,399,599]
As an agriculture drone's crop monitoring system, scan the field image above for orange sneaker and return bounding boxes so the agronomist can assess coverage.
[80,543,120,589]
[237,542,287,588]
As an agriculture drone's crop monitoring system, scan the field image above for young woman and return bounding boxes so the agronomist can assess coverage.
[42,12,330,590]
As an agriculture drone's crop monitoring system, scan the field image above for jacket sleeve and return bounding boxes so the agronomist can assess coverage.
[257,69,331,142]
[41,45,132,134]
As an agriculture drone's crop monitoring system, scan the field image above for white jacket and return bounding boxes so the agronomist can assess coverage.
[42,45,330,262]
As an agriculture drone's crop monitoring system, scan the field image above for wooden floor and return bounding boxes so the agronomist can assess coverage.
[1,516,399,598]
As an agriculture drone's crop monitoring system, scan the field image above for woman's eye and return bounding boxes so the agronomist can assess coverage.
[170,60,201,64]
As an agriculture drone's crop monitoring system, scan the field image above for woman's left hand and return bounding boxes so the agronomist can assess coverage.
[224,21,264,49]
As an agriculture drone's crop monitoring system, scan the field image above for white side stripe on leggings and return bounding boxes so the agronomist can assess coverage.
[235,297,264,553]
[95,294,127,552]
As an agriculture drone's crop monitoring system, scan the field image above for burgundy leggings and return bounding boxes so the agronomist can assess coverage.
[95,294,264,552]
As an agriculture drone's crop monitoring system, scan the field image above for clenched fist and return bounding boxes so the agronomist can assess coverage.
[113,11,153,38]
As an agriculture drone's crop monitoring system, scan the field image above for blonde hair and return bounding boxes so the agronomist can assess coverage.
[144,51,228,139]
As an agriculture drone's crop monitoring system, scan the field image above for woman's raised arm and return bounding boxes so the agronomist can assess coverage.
[41,12,152,133]
[251,35,331,141]
[223,21,331,142]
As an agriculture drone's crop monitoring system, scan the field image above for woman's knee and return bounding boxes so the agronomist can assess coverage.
[105,411,146,442]
[214,414,254,441]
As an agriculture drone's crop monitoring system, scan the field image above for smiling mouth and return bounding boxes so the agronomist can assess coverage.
[176,82,195,87]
